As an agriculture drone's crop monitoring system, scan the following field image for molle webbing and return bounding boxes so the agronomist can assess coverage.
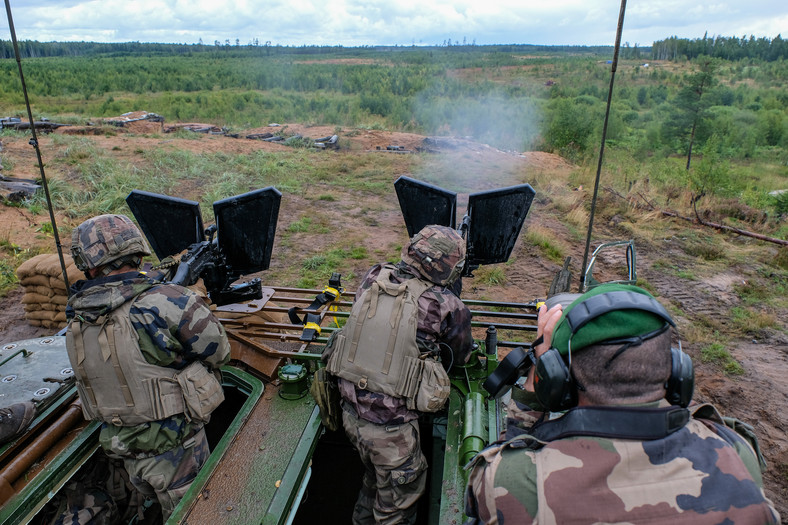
[327,266,432,398]
[66,301,188,426]
[104,316,135,408]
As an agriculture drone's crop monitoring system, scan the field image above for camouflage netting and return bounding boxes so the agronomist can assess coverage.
[16,253,83,330]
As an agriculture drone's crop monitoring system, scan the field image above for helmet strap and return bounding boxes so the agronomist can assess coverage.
[97,254,143,277]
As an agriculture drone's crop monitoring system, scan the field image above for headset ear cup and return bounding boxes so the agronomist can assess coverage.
[534,348,578,412]
[666,347,695,407]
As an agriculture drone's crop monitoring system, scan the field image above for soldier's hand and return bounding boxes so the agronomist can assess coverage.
[524,303,563,391]
[534,303,563,358]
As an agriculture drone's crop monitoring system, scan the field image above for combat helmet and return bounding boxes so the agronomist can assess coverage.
[401,225,466,286]
[71,214,151,276]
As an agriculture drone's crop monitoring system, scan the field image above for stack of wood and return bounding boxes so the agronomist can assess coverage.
[15,253,83,330]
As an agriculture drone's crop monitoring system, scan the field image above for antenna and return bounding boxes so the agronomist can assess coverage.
[4,0,72,294]
[579,0,628,291]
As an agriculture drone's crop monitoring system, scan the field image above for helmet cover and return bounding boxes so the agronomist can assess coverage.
[401,225,466,286]
[71,214,151,272]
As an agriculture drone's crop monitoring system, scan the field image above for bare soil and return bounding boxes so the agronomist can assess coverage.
[1,124,786,516]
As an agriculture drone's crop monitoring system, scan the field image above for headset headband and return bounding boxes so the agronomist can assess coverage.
[563,290,676,337]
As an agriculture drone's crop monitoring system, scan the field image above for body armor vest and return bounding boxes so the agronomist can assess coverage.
[66,300,223,426]
[327,266,444,409]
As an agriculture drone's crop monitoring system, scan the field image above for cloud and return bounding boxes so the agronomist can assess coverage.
[2,0,785,46]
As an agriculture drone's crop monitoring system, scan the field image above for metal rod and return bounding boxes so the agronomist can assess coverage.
[468,309,537,320]
[470,321,537,331]
[4,0,71,295]
[580,0,628,290]
[0,399,84,504]
[462,299,538,309]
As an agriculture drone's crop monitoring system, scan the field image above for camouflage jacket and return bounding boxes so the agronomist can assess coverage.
[464,401,781,524]
[338,262,473,425]
[67,270,230,456]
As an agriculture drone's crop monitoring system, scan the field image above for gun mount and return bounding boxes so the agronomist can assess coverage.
[394,176,536,276]
[126,187,281,306]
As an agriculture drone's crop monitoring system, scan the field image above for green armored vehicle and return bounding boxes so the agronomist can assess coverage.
[0,176,633,524]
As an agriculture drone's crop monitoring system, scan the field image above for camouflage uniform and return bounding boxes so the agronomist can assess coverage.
[464,399,781,524]
[67,270,230,520]
[339,259,473,525]
[123,426,211,518]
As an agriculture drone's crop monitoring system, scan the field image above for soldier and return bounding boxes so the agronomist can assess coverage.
[326,225,473,525]
[65,214,230,521]
[464,283,780,524]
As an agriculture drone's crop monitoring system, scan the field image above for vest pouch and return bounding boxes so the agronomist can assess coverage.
[413,357,450,413]
[176,362,225,423]
[310,367,342,431]
[325,331,347,373]
[322,329,344,366]
[75,382,98,420]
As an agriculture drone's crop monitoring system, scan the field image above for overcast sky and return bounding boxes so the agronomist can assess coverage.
[2,0,786,48]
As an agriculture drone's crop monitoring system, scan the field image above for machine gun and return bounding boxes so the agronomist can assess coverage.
[394,176,535,279]
[168,225,263,306]
[125,187,281,306]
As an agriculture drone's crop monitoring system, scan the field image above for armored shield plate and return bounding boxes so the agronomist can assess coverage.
[466,184,535,265]
[126,190,204,259]
[394,176,457,237]
[214,187,282,278]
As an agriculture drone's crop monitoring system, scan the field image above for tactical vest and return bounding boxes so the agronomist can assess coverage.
[66,300,224,426]
[327,265,448,411]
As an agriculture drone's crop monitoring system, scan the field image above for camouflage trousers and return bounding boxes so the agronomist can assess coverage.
[122,426,210,521]
[342,404,428,525]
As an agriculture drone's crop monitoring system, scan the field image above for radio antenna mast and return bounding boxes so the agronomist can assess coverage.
[579,0,628,290]
[4,0,71,295]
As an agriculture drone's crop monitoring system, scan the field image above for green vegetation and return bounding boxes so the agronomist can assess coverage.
[730,306,778,334]
[1,43,783,249]
[0,257,16,297]
[524,227,566,264]
[297,247,364,288]
[700,342,745,375]
[651,35,788,61]
[0,239,23,297]
[4,44,784,257]
[288,217,322,233]
[0,41,785,164]
[473,266,506,286]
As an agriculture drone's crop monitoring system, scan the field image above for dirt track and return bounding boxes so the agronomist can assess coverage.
[1,124,786,515]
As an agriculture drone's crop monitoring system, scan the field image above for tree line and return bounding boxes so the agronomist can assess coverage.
[3,35,785,63]
[0,39,624,61]
[651,34,787,62]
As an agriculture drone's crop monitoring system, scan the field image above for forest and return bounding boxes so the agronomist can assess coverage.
[651,34,788,61]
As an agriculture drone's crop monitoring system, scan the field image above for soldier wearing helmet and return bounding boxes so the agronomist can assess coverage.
[65,214,230,521]
[464,284,780,524]
[70,213,151,278]
[325,224,473,525]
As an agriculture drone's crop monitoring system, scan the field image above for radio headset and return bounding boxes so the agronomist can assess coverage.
[483,289,694,412]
